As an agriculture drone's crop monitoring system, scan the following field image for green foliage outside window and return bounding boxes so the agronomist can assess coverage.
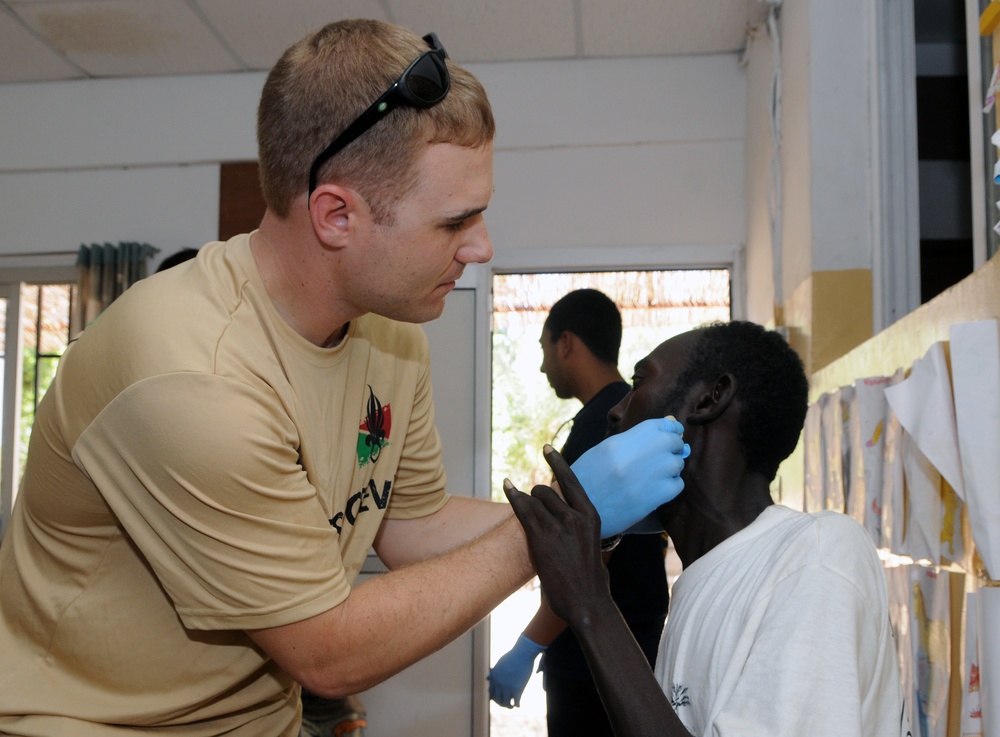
[491,325,574,501]
[19,350,61,472]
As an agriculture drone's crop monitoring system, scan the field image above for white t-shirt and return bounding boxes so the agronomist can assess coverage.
[656,505,909,737]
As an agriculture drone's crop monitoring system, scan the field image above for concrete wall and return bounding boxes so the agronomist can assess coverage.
[743,25,778,326]
[743,0,878,372]
[0,54,746,273]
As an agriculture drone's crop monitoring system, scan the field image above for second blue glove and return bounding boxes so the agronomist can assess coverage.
[487,634,546,709]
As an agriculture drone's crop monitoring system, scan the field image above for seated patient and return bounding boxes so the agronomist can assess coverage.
[505,321,909,737]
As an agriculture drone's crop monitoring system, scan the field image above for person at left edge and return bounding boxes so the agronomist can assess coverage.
[0,19,687,737]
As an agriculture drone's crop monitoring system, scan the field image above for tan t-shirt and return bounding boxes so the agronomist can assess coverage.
[0,234,448,736]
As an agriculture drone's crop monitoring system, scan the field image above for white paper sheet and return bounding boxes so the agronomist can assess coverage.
[962,591,983,737]
[803,399,825,514]
[985,65,1000,113]
[821,387,848,512]
[886,565,916,732]
[900,432,943,564]
[882,370,906,553]
[977,588,1000,737]
[942,482,965,566]
[846,386,866,525]
[911,566,951,737]
[884,342,965,500]
[852,376,892,545]
[949,320,1000,580]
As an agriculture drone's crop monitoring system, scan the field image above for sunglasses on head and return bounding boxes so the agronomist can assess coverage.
[307,32,451,199]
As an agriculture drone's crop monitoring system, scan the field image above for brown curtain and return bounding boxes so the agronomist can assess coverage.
[69,242,157,339]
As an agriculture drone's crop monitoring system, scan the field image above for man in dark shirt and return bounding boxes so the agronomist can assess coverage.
[488,289,669,737]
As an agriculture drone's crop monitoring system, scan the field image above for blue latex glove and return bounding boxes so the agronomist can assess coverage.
[570,417,690,538]
[487,634,545,708]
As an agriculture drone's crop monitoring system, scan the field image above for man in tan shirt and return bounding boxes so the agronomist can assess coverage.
[0,19,688,736]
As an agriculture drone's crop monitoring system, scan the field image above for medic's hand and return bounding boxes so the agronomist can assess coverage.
[569,417,689,537]
[504,450,611,628]
[487,633,546,709]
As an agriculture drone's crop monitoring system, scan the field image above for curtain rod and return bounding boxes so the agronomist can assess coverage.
[1,245,161,258]
[0,250,79,257]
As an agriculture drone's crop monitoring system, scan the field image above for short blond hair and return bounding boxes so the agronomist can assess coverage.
[257,19,495,220]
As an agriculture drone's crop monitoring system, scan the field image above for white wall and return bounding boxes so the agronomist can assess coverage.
[742,0,877,326]
[779,0,814,297]
[744,28,778,325]
[0,73,261,266]
[0,54,746,271]
[0,74,260,169]
[0,166,219,261]
[480,55,746,257]
[808,0,873,273]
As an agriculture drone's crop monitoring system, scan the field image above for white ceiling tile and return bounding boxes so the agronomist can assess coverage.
[579,0,753,57]
[0,8,83,82]
[11,0,242,77]
[195,0,388,70]
[389,0,578,63]
[0,0,758,83]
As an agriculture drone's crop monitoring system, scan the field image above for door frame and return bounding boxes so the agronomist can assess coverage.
[458,243,743,737]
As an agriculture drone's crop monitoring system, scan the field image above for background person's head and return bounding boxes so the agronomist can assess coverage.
[540,289,623,399]
[155,248,199,273]
[609,320,808,482]
[257,19,495,222]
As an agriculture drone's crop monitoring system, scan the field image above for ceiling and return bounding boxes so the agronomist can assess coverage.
[0,0,761,85]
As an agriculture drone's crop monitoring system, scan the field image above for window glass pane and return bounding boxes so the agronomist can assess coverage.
[21,287,38,418]
[19,283,73,474]
[39,284,72,355]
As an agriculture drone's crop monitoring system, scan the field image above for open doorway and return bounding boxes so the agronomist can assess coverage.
[488,269,731,737]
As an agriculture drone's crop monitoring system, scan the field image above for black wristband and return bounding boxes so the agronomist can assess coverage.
[600,534,623,552]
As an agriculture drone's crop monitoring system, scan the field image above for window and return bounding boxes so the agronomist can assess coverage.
[0,273,75,540]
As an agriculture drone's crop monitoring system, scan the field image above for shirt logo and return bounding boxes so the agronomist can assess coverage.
[670,683,691,709]
[357,385,391,467]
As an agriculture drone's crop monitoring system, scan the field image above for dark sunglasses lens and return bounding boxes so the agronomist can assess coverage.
[406,55,448,103]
